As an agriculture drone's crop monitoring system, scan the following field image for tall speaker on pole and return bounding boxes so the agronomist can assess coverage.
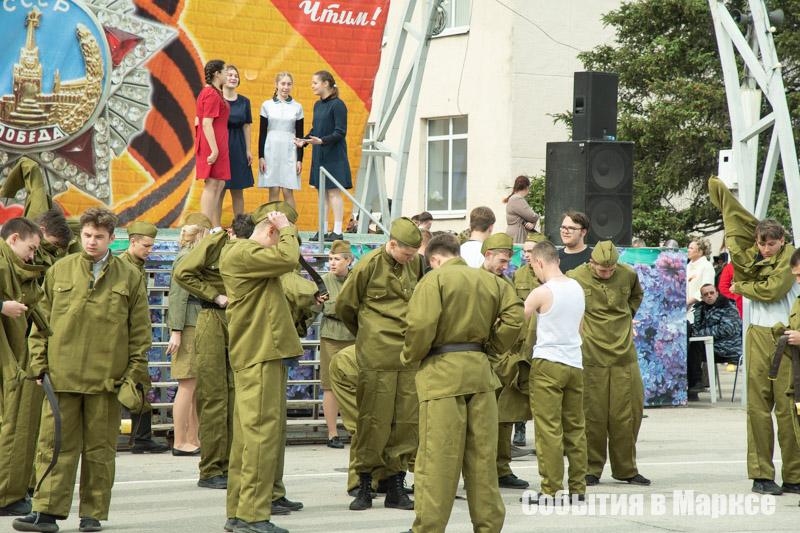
[544,141,634,246]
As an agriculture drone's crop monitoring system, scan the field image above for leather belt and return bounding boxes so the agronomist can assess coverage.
[771,334,800,416]
[36,374,61,492]
[200,300,224,310]
[428,343,484,357]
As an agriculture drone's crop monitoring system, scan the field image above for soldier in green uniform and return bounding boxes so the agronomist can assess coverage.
[709,176,800,496]
[319,240,355,449]
[14,208,151,533]
[0,218,44,517]
[480,233,531,490]
[174,224,233,490]
[328,345,363,495]
[401,233,523,532]
[337,218,424,511]
[220,202,304,533]
[567,241,649,487]
[781,250,800,496]
[116,221,170,455]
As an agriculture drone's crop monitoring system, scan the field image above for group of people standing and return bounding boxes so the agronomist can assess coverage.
[195,60,352,241]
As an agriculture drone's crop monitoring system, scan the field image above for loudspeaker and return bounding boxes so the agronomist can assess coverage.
[544,141,634,246]
[572,71,618,142]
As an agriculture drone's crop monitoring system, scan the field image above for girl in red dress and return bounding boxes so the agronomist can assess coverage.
[196,59,230,227]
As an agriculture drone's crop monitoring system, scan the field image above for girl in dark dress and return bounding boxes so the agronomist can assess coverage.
[220,65,254,216]
[295,70,351,241]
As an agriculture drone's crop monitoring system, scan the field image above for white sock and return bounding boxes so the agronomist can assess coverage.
[333,221,343,234]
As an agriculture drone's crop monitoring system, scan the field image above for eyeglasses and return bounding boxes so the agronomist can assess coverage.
[560,225,583,233]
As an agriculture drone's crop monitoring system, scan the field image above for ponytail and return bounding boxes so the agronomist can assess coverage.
[503,175,531,204]
[314,70,338,99]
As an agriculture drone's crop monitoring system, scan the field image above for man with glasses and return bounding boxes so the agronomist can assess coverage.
[559,211,592,274]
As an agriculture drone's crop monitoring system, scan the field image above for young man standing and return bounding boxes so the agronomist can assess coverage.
[14,208,151,533]
[337,218,424,511]
[0,218,43,517]
[558,211,592,274]
[525,240,587,501]
[402,233,523,532]
[567,241,649,487]
[459,206,496,268]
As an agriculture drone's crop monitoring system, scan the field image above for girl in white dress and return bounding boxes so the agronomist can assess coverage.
[258,71,304,208]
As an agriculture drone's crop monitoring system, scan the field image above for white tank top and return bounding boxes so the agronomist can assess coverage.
[532,277,585,369]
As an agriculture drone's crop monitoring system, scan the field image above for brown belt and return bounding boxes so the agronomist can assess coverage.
[428,343,484,357]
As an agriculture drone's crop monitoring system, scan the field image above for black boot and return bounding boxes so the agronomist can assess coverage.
[385,473,414,510]
[349,473,373,511]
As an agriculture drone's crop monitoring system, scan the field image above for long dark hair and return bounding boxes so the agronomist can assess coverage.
[503,175,530,203]
[204,59,226,92]
[314,70,338,99]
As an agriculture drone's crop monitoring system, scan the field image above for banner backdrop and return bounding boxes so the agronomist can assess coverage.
[0,0,390,229]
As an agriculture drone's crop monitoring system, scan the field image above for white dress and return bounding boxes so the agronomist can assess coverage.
[258,98,304,189]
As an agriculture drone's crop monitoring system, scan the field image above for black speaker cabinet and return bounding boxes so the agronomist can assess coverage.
[544,141,634,246]
[572,71,618,142]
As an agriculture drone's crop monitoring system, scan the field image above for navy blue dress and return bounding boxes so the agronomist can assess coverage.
[225,95,254,190]
[307,95,352,190]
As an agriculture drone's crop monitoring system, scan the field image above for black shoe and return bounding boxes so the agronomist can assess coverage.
[377,472,413,495]
[499,473,530,489]
[513,423,526,447]
[172,447,201,456]
[385,473,414,510]
[585,474,600,486]
[614,474,651,486]
[324,232,343,242]
[269,502,291,516]
[197,475,227,489]
[79,517,102,532]
[782,482,800,494]
[224,518,243,532]
[510,445,529,458]
[520,491,565,506]
[232,520,288,533]
[310,232,321,241]
[350,473,373,510]
[273,496,303,511]
[753,479,783,495]
[327,436,344,449]
[131,440,169,454]
[0,498,32,516]
[12,512,59,532]
[570,493,586,503]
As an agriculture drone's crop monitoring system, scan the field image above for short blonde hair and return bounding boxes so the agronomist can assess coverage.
[179,224,206,249]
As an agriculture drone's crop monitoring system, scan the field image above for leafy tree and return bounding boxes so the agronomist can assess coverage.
[551,0,800,245]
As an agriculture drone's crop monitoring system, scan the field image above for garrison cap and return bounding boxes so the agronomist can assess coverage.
[127,221,158,238]
[251,201,299,225]
[525,231,547,243]
[481,233,513,254]
[330,240,352,255]
[591,240,619,266]
[390,217,422,248]
[183,212,212,230]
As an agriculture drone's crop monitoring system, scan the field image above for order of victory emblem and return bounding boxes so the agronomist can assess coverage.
[0,0,175,204]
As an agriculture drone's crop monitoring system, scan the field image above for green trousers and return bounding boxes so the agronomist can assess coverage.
[354,369,418,476]
[746,325,800,482]
[0,379,42,506]
[530,358,587,496]
[32,392,119,519]
[226,360,287,522]
[583,362,644,479]
[412,392,504,533]
[195,308,234,480]
[496,423,513,478]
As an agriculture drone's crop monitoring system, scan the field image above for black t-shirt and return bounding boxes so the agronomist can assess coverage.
[559,246,593,274]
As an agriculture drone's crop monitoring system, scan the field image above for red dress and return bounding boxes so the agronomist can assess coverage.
[195,86,230,180]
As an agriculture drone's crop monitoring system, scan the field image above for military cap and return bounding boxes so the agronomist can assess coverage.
[330,240,352,255]
[127,221,158,238]
[183,212,212,230]
[251,201,299,225]
[591,240,619,266]
[390,217,422,247]
[481,233,514,254]
[525,231,548,243]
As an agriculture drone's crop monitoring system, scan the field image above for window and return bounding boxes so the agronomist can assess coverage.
[426,116,468,214]
[433,0,471,37]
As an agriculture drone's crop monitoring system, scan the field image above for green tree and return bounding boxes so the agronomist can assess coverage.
[553,0,799,245]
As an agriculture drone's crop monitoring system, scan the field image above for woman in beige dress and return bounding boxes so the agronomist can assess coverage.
[504,175,540,243]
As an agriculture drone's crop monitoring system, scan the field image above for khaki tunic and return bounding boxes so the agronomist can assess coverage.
[568,263,645,480]
[167,250,201,379]
[220,229,302,523]
[402,257,523,533]
[320,272,355,390]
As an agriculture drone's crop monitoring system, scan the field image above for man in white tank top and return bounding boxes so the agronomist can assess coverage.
[524,240,588,501]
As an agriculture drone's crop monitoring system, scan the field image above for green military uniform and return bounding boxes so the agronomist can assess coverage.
[567,241,645,480]
[336,219,425,488]
[174,230,234,482]
[219,202,302,525]
[319,240,356,392]
[0,239,46,512]
[779,300,800,451]
[709,177,800,483]
[402,257,523,532]
[28,251,150,520]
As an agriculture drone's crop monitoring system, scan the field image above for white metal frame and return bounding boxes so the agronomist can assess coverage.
[424,116,468,215]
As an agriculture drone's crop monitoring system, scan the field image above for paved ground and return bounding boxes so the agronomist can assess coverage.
[3,369,799,532]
